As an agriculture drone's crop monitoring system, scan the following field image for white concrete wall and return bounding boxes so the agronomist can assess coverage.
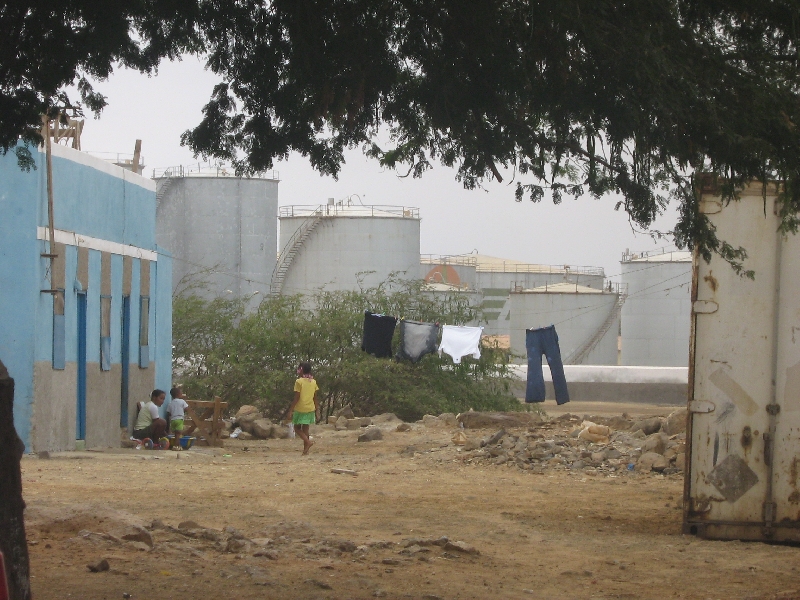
[279,215,420,294]
[620,259,692,366]
[156,177,279,304]
[509,291,619,365]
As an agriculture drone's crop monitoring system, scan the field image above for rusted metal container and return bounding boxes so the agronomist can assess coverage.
[684,181,800,541]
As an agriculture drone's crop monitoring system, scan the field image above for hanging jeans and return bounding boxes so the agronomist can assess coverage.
[362,311,397,358]
[525,325,570,404]
[396,320,439,363]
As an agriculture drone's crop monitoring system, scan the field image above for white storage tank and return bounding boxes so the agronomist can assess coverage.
[274,202,420,295]
[509,282,622,366]
[620,249,692,366]
[155,168,279,304]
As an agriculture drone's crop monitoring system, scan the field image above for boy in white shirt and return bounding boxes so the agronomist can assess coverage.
[168,386,189,451]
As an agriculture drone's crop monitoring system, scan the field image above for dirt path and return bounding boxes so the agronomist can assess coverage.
[21,410,800,600]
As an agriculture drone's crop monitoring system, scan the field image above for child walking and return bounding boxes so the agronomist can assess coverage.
[167,386,189,451]
[285,362,320,455]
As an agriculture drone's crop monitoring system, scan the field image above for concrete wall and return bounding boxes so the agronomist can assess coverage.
[0,144,170,451]
[476,270,605,292]
[620,258,692,366]
[279,215,420,294]
[509,290,619,365]
[156,177,278,303]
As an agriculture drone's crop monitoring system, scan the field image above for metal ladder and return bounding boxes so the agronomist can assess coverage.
[566,292,627,365]
[155,177,175,212]
[269,211,323,296]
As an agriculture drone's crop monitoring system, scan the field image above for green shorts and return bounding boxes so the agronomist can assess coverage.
[292,411,316,425]
[170,418,185,433]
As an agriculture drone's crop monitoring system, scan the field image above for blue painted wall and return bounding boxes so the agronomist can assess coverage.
[0,144,172,450]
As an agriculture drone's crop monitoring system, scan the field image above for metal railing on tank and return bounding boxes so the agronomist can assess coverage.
[151,164,280,180]
[279,205,419,219]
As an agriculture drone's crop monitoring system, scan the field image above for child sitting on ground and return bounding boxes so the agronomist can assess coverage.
[168,386,189,451]
[285,362,320,455]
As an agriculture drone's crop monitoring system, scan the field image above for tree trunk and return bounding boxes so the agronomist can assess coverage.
[0,359,31,600]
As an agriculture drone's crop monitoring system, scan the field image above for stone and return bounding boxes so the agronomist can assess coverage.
[451,431,468,445]
[422,415,442,427]
[641,433,668,456]
[443,541,479,555]
[121,526,153,549]
[87,559,110,573]
[399,445,417,456]
[237,413,260,434]
[590,451,606,464]
[358,427,383,442]
[675,452,686,472]
[457,411,544,429]
[235,405,260,420]
[327,416,338,425]
[578,430,609,444]
[335,418,349,431]
[305,579,333,590]
[485,429,507,446]
[463,438,482,451]
[335,405,355,419]
[251,419,274,439]
[331,468,358,476]
[438,413,458,427]
[606,448,622,460]
[238,431,254,441]
[631,417,662,435]
[662,408,688,436]
[178,520,202,530]
[603,416,631,430]
[338,540,357,552]
[636,452,669,472]
[372,413,402,423]
[396,423,412,432]
[347,418,364,430]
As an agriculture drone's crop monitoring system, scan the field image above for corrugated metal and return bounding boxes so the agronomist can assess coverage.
[685,183,800,541]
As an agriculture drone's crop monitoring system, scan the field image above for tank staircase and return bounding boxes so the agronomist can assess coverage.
[566,287,627,365]
[269,211,323,296]
[154,177,175,212]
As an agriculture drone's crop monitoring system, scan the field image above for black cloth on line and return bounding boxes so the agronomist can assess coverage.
[361,311,397,358]
[395,320,439,363]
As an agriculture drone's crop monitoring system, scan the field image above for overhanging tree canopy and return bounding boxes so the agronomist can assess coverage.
[4,1,800,267]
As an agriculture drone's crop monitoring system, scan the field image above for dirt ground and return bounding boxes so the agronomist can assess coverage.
[21,403,800,600]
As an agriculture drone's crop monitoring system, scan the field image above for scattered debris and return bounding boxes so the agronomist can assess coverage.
[87,559,110,572]
[331,468,358,476]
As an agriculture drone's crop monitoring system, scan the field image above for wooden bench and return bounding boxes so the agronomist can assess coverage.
[183,397,228,447]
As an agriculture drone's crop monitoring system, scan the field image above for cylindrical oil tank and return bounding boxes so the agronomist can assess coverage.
[509,282,620,365]
[620,249,692,366]
[276,203,420,295]
[155,173,279,303]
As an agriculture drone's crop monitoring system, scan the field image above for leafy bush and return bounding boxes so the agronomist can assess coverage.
[172,277,524,421]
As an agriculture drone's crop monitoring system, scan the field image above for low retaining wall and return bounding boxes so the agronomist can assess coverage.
[509,365,688,405]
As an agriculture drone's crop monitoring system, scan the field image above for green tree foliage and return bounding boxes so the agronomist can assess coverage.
[172,279,522,421]
[181,0,800,270]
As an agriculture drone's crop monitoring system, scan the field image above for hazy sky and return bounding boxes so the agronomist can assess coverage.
[75,57,679,279]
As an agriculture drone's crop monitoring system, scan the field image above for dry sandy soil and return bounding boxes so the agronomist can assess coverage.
[21,403,800,600]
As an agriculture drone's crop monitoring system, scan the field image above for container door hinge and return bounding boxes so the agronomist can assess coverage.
[693,300,719,314]
[689,400,715,413]
[766,404,781,416]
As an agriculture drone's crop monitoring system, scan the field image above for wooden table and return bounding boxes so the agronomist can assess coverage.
[183,397,228,447]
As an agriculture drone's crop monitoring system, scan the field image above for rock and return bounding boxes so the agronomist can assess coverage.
[399,445,417,456]
[662,408,688,436]
[570,460,585,470]
[641,433,668,456]
[87,559,110,572]
[121,526,153,549]
[457,411,543,429]
[636,452,669,472]
[331,468,359,476]
[422,415,442,427]
[37,450,51,459]
[338,540,357,552]
[251,419,274,439]
[358,427,383,442]
[235,405,260,420]
[305,579,333,590]
[327,416,338,425]
[238,413,260,434]
[335,418,349,431]
[372,413,402,423]
[675,452,686,472]
[485,429,507,446]
[178,520,202,530]
[238,431,254,441]
[590,451,606,464]
[335,405,355,419]
[396,423,412,432]
[438,413,458,427]
[443,541,479,555]
[578,430,609,444]
[631,417,662,435]
[347,418,363,430]
[603,416,631,430]
[606,447,622,460]
[463,438,482,451]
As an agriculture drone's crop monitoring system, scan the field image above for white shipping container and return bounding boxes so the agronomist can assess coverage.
[685,181,800,541]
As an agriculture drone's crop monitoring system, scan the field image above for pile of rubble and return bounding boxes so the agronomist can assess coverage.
[455,409,687,476]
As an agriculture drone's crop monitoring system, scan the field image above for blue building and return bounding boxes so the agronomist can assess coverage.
[0,142,172,452]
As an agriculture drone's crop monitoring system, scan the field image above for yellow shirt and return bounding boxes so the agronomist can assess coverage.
[293,377,319,413]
